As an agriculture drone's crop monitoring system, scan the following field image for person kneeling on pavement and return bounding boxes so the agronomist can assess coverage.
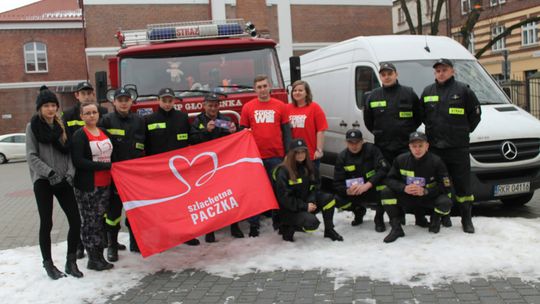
[274,138,343,242]
[334,129,390,232]
[381,131,453,243]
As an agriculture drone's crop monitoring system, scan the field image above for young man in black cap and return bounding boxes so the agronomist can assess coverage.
[420,58,481,233]
[62,81,110,259]
[380,131,453,243]
[99,87,146,260]
[334,129,389,232]
[144,88,199,246]
[190,93,244,242]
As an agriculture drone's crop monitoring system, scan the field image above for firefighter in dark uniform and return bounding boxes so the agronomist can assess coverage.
[62,81,111,259]
[334,129,390,232]
[190,93,244,242]
[381,131,453,243]
[420,58,481,234]
[364,62,424,226]
[144,88,199,246]
[99,87,145,261]
[274,138,343,242]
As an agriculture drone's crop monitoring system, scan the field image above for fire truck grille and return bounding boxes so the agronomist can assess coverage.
[470,138,540,163]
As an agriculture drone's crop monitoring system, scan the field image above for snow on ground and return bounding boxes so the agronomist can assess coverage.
[1,210,539,303]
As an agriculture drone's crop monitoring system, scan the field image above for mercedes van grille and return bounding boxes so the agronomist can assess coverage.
[470,138,540,163]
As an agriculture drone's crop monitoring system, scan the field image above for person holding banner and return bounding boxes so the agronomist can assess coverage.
[99,87,145,261]
[26,86,83,279]
[191,93,244,242]
[274,138,343,242]
[71,102,114,271]
[240,75,291,237]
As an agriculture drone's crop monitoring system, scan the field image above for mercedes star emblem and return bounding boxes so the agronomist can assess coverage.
[501,141,517,160]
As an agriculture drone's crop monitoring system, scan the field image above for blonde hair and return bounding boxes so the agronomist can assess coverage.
[38,109,67,144]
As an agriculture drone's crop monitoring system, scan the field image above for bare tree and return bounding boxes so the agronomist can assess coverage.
[399,0,446,36]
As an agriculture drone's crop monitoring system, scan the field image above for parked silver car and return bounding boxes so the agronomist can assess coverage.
[0,133,26,164]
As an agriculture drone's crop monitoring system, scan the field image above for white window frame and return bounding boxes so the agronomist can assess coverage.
[24,42,48,73]
[468,32,475,54]
[490,0,506,7]
[397,7,405,24]
[521,21,538,46]
[461,0,470,15]
[492,25,506,51]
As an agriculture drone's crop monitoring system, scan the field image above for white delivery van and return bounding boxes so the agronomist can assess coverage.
[282,35,540,206]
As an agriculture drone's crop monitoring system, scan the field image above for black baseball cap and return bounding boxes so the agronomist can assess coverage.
[76,81,93,92]
[346,129,363,142]
[289,138,307,151]
[433,58,454,68]
[379,62,397,73]
[409,131,428,143]
[114,88,131,99]
[205,93,220,102]
[158,88,175,98]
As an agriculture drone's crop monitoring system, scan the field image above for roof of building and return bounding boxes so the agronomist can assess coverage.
[0,0,81,22]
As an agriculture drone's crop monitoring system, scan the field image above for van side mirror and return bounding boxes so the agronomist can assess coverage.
[289,56,301,84]
[95,71,108,104]
[502,87,512,101]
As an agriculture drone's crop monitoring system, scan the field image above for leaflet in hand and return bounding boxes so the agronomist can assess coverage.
[346,177,364,188]
[214,119,231,130]
[406,176,426,186]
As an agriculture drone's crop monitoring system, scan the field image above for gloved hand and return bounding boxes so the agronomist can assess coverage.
[48,172,63,186]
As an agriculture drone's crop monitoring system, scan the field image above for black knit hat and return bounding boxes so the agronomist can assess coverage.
[35,85,59,111]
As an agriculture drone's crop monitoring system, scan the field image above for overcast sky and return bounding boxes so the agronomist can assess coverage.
[0,0,40,14]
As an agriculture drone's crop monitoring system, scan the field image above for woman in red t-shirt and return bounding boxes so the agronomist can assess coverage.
[287,80,328,168]
[71,102,114,271]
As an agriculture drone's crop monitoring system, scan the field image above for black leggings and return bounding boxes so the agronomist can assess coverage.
[33,179,81,261]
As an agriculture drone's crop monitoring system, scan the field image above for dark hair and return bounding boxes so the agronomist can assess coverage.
[253,74,269,86]
[290,80,313,106]
[279,147,315,182]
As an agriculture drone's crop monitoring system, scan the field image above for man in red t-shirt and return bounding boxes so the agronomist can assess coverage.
[240,74,291,237]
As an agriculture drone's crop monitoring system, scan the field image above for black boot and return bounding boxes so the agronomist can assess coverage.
[441,214,452,227]
[107,231,119,262]
[281,225,295,242]
[351,206,366,226]
[128,226,140,252]
[230,223,244,238]
[384,218,404,243]
[249,225,260,237]
[429,213,441,233]
[322,208,343,241]
[87,248,114,271]
[414,210,429,228]
[43,260,67,280]
[374,207,386,232]
[76,242,85,259]
[205,232,216,243]
[184,238,200,246]
[65,253,83,278]
[460,202,475,234]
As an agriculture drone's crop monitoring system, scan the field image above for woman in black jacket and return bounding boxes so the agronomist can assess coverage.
[71,102,114,271]
[274,138,343,242]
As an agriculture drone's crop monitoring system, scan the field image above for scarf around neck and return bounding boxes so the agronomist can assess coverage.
[30,114,69,154]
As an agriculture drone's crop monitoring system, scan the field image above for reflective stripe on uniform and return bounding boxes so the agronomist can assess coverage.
[423,95,439,102]
[303,228,317,232]
[198,123,204,129]
[271,167,279,181]
[434,208,450,215]
[135,142,145,150]
[339,202,352,210]
[399,111,413,118]
[147,122,166,130]
[67,120,85,127]
[366,170,375,179]
[309,185,315,191]
[426,182,437,189]
[456,195,474,203]
[381,198,397,205]
[288,178,302,185]
[322,199,336,211]
[449,108,465,115]
[370,100,387,108]
[107,129,125,136]
[376,185,386,191]
[105,216,122,226]
[177,133,188,141]
[344,165,355,172]
[400,169,414,177]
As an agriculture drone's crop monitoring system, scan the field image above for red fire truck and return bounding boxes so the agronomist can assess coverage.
[104,19,288,121]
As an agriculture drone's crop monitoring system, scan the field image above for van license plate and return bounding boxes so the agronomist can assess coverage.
[493,182,530,197]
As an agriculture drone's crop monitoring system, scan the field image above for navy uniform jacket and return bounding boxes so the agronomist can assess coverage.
[144,107,190,155]
[99,111,145,162]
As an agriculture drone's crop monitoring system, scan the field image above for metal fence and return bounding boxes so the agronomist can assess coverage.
[500,75,540,120]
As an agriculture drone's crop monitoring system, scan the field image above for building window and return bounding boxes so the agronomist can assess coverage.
[397,7,405,24]
[522,22,538,46]
[492,25,506,51]
[24,42,48,73]
[468,32,475,54]
[461,0,470,15]
[490,0,506,6]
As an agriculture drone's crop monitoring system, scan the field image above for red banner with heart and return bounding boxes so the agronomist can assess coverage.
[111,130,278,257]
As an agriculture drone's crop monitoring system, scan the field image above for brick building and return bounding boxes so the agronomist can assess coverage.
[0,0,86,134]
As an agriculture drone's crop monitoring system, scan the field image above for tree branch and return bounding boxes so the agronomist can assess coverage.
[416,0,423,35]
[399,0,416,35]
[431,0,445,35]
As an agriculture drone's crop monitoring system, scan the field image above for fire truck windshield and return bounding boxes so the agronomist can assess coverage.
[120,48,283,97]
